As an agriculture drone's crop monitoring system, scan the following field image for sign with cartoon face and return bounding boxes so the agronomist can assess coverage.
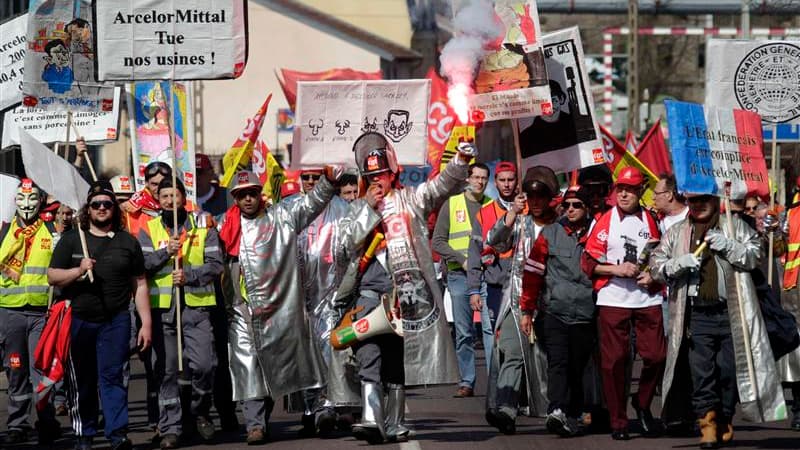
[293,79,430,168]
[2,86,121,148]
[21,1,117,112]
[0,14,28,113]
[93,1,248,81]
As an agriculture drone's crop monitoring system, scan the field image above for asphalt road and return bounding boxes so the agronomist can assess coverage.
[1,349,798,449]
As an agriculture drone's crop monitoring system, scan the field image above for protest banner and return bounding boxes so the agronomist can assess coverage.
[706,39,800,124]
[21,0,116,112]
[94,1,248,81]
[127,81,196,205]
[0,14,27,112]
[467,0,551,122]
[665,100,767,200]
[517,26,604,173]
[293,79,430,168]
[2,86,120,147]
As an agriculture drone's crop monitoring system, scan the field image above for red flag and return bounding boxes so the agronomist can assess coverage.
[635,119,672,175]
[426,67,458,179]
[276,68,383,111]
[624,130,639,155]
[599,125,627,172]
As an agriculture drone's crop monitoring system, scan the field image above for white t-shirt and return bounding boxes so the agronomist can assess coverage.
[596,208,662,309]
[660,206,689,234]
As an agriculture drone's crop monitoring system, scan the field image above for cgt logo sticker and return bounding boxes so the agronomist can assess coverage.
[9,352,21,369]
[354,318,369,334]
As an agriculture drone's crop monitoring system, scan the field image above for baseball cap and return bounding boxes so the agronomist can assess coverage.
[616,167,644,186]
[495,162,517,176]
[87,180,117,203]
[229,171,262,194]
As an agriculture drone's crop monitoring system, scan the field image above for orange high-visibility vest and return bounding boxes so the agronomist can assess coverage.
[784,193,800,290]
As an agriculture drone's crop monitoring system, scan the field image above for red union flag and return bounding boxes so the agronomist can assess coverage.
[426,67,457,178]
[277,68,383,111]
[220,94,272,187]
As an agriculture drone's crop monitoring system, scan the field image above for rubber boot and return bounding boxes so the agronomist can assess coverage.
[698,410,718,449]
[352,382,386,444]
[385,383,412,442]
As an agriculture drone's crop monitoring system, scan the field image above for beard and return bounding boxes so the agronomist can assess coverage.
[91,217,112,228]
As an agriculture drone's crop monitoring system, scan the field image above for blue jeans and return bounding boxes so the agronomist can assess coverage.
[67,311,131,445]
[448,270,492,388]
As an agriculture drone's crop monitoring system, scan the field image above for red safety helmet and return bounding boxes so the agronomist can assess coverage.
[615,167,644,186]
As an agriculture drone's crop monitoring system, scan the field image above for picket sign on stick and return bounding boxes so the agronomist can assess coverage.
[166,81,184,373]
[64,117,95,283]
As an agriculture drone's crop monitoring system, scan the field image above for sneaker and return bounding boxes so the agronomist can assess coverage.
[111,437,133,450]
[546,409,570,436]
[246,427,267,445]
[196,416,215,441]
[159,433,179,449]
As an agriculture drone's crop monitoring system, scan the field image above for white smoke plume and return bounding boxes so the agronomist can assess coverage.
[439,0,503,123]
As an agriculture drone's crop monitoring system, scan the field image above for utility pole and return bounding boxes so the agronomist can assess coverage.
[627,0,639,135]
[741,0,750,38]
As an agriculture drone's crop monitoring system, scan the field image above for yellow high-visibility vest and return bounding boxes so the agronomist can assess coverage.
[0,221,53,307]
[446,194,490,271]
[146,216,215,308]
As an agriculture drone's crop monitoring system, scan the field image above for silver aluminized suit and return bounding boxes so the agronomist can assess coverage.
[650,215,786,423]
[298,196,381,406]
[485,214,549,418]
[220,177,336,401]
[351,157,466,386]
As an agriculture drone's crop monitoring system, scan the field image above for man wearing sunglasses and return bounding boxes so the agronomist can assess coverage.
[485,166,558,434]
[583,166,665,441]
[48,180,152,450]
[121,161,172,237]
[217,166,347,445]
[651,192,784,448]
[137,178,223,449]
[300,169,324,194]
[518,186,594,437]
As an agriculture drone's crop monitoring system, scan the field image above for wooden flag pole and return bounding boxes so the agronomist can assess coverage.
[724,194,758,399]
[767,122,779,287]
[167,81,184,372]
[511,119,536,345]
[66,111,94,282]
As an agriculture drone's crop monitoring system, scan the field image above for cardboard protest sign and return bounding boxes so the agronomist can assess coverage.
[127,81,196,204]
[21,0,116,112]
[0,14,27,112]
[293,80,430,168]
[706,39,800,124]
[468,0,551,122]
[94,1,248,81]
[517,26,604,173]
[665,100,767,200]
[2,86,120,147]
[20,130,89,211]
